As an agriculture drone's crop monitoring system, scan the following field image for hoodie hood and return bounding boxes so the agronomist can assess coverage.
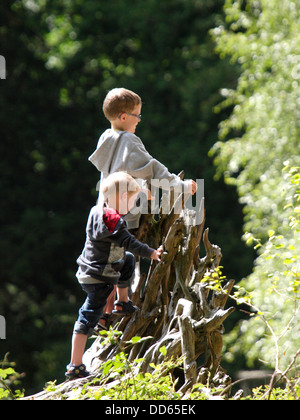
[88,129,122,173]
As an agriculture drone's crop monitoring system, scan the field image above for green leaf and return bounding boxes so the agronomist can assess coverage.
[159,346,167,356]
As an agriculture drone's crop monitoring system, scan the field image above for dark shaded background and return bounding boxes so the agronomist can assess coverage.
[0,0,254,393]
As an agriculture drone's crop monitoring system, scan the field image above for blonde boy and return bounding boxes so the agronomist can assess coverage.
[66,172,162,380]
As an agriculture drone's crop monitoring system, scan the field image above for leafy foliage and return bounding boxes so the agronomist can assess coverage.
[211,0,300,372]
[240,375,300,400]
[225,166,300,371]
[0,356,24,400]
[211,0,300,238]
[32,334,232,400]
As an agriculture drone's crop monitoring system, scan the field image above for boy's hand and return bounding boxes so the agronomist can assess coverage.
[151,245,163,262]
[187,180,198,195]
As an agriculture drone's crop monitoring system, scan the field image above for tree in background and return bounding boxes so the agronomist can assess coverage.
[211,0,300,372]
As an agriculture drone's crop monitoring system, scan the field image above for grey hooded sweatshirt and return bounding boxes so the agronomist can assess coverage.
[89,129,190,228]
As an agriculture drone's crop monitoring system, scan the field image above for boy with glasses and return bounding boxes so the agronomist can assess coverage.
[89,87,198,230]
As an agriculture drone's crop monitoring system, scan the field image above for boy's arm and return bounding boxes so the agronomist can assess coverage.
[102,209,162,261]
[126,134,190,190]
[111,220,155,259]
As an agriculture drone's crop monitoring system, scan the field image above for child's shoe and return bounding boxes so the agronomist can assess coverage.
[112,300,138,316]
[65,363,90,380]
[94,313,111,332]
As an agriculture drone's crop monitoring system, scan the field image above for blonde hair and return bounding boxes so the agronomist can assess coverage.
[101,171,140,201]
[103,88,142,121]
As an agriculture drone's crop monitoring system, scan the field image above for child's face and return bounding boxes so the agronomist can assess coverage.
[119,104,142,134]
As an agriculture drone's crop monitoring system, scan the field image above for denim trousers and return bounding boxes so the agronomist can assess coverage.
[73,252,135,335]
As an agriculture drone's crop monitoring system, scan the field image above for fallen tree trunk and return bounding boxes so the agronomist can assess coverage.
[25,179,235,400]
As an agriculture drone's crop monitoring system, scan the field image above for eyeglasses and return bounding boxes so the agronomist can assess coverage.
[119,112,142,121]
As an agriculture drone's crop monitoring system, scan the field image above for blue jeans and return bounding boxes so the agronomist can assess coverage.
[73,252,135,335]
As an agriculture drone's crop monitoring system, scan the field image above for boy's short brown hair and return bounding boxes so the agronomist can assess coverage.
[101,171,140,201]
[103,88,142,121]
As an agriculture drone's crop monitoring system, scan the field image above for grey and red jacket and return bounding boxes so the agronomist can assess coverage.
[76,205,154,284]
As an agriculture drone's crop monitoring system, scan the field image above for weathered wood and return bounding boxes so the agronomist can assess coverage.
[179,313,197,385]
